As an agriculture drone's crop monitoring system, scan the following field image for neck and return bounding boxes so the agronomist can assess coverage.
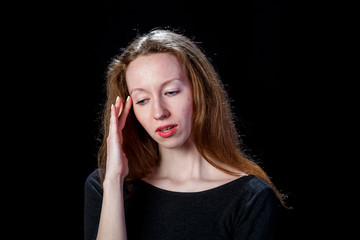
[155,138,207,182]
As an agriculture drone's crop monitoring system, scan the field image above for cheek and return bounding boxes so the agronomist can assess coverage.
[133,107,151,131]
[181,95,193,123]
[186,94,193,113]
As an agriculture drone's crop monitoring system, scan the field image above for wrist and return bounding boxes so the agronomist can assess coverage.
[103,174,125,189]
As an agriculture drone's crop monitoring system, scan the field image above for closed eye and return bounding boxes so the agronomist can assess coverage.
[165,90,180,96]
[136,99,148,105]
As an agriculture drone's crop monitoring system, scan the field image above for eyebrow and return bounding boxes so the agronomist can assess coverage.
[130,78,181,94]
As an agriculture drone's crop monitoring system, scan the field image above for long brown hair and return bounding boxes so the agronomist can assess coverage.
[98,29,285,206]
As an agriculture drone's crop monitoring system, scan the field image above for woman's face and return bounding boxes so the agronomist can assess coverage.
[126,53,193,149]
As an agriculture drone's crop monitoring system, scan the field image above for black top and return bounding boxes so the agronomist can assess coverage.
[84,169,277,240]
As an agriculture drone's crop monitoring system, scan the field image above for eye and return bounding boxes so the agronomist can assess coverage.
[165,90,180,96]
[136,99,148,105]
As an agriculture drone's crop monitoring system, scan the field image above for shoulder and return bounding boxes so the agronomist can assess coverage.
[225,175,277,209]
[230,176,278,239]
[235,175,277,212]
[84,169,104,240]
[243,175,274,193]
[85,169,102,186]
[84,169,133,198]
[241,175,276,199]
[84,169,103,197]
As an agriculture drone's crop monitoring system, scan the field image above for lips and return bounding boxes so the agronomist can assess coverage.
[156,124,177,132]
[156,124,178,138]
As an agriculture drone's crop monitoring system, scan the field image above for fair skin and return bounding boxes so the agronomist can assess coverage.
[127,53,244,191]
[97,53,244,239]
[97,96,132,240]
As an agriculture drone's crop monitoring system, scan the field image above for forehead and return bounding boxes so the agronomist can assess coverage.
[125,53,186,90]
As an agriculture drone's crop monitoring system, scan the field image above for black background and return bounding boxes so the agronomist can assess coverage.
[5,0,356,238]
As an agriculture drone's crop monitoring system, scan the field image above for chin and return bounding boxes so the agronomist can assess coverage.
[154,134,193,150]
[156,139,184,149]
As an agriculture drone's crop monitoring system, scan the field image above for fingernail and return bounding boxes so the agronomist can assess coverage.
[116,96,120,102]
[126,96,130,102]
[111,104,114,109]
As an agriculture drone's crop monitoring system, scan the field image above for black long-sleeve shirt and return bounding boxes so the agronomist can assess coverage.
[84,169,277,240]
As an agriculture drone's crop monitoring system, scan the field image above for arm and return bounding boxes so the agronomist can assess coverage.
[96,96,132,240]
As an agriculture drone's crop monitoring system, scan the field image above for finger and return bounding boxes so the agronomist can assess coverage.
[119,96,132,130]
[114,96,123,118]
[109,104,118,135]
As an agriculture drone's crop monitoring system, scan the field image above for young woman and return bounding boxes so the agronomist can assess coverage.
[84,29,284,240]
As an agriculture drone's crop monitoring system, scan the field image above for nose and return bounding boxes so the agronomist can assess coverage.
[153,98,170,120]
